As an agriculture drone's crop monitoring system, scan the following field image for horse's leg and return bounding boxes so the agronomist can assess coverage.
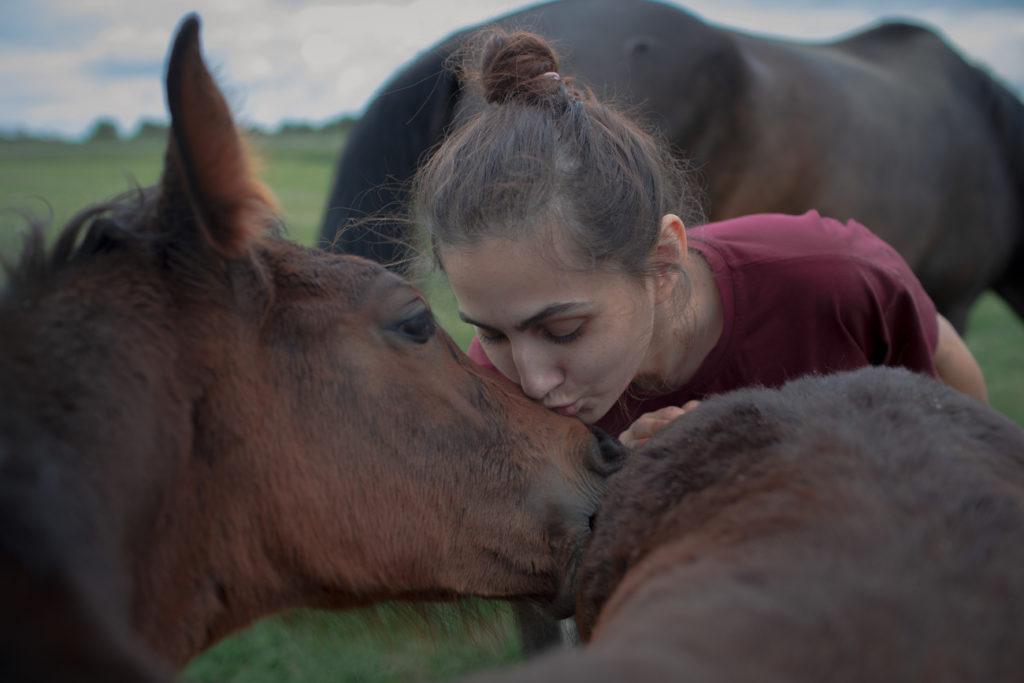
[995,268,1024,327]
[511,602,563,656]
[559,616,581,646]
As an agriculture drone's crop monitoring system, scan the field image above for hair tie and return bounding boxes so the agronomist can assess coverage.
[541,71,560,81]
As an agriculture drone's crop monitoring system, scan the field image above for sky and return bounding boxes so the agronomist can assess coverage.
[1,0,1022,140]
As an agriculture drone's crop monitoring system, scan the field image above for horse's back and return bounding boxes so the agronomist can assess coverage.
[582,368,1024,680]
[461,368,1024,682]
[319,0,729,267]
[321,0,1024,329]
[833,22,1023,323]
[715,21,1022,328]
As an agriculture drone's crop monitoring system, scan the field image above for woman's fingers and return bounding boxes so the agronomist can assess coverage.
[618,401,702,449]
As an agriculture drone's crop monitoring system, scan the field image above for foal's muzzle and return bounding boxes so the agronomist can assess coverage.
[586,426,629,477]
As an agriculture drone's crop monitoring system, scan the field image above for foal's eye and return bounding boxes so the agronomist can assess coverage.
[390,309,436,344]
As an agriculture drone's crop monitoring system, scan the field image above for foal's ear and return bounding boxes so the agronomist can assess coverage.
[160,14,277,258]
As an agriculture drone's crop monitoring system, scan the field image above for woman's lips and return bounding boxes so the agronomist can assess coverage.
[552,401,580,417]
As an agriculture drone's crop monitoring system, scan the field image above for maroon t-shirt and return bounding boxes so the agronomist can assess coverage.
[467,211,939,437]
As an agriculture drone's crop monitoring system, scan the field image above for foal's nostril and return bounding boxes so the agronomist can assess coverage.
[586,425,629,477]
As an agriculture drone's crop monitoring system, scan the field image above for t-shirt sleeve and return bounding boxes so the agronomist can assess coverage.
[833,218,940,377]
[877,263,940,375]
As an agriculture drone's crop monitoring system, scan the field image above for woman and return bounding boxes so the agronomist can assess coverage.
[412,31,987,449]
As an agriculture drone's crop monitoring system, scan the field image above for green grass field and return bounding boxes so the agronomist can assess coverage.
[2,132,1023,681]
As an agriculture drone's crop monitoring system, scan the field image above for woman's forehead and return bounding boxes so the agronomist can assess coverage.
[442,237,642,325]
[442,236,573,298]
[439,217,594,273]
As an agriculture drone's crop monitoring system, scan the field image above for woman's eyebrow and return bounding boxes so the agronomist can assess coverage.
[458,302,583,333]
[457,311,499,334]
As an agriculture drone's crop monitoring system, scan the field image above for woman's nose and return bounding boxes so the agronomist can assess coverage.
[513,343,563,401]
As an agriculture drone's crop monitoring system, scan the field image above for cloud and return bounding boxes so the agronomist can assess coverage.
[0,0,1020,139]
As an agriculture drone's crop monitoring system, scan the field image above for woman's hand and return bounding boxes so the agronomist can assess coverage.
[618,401,702,450]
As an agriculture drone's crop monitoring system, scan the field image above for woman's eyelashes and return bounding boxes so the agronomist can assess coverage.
[476,328,507,345]
[543,325,583,344]
[476,323,584,346]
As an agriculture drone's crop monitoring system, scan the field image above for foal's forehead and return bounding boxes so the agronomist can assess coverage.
[330,253,388,295]
[272,246,383,293]
[273,249,433,319]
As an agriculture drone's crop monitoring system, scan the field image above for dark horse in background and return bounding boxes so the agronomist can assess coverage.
[319,0,1024,333]
[0,15,625,682]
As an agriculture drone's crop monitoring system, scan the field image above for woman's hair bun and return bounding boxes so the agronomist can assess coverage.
[479,31,567,105]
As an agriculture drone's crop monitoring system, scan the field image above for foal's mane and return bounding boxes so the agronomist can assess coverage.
[2,183,287,306]
[1,187,162,303]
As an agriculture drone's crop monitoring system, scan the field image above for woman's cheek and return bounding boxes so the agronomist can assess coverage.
[488,347,520,383]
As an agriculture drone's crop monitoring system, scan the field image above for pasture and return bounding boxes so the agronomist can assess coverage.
[2,129,1022,682]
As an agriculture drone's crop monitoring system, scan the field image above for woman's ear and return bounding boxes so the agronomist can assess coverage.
[653,214,687,303]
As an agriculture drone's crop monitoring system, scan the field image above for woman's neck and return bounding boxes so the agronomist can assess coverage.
[643,249,723,392]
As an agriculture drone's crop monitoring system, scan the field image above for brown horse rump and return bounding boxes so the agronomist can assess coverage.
[460,366,1024,681]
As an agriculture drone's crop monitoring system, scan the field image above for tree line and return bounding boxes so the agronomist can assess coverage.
[1,115,358,143]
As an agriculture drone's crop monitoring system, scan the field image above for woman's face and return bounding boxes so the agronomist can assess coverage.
[442,234,659,424]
